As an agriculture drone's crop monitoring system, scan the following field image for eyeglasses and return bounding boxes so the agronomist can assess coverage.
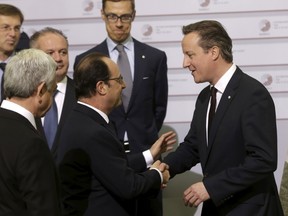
[0,25,22,33]
[104,13,134,23]
[107,75,124,84]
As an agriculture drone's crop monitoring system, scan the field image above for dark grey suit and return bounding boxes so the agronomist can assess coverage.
[164,67,284,215]
[0,108,61,216]
[57,103,162,216]
[74,38,168,216]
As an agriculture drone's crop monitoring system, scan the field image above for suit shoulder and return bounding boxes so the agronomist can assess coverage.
[133,38,166,55]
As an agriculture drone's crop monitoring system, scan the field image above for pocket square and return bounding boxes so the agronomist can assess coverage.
[143,77,149,80]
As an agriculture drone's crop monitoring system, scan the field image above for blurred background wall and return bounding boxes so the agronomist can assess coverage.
[2,0,287,215]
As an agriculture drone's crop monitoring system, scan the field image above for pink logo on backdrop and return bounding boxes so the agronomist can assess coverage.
[261,74,273,87]
[259,19,271,32]
[141,24,153,37]
[82,0,94,12]
[199,0,210,7]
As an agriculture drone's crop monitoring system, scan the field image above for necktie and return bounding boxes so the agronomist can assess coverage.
[116,44,132,112]
[208,86,217,135]
[0,62,7,101]
[44,91,58,149]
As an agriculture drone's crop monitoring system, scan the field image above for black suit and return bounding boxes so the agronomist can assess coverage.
[74,38,168,216]
[57,103,162,216]
[164,67,284,215]
[36,76,77,161]
[0,108,61,216]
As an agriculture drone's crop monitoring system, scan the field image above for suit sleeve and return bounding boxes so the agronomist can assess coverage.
[88,129,162,199]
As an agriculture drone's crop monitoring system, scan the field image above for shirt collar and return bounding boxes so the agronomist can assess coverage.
[57,76,67,95]
[214,63,236,94]
[77,101,110,124]
[1,100,37,129]
[106,36,133,53]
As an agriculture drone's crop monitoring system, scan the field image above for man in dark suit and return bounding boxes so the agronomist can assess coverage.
[74,1,168,215]
[0,4,24,101]
[57,52,173,216]
[163,20,284,215]
[0,48,61,215]
[30,27,77,160]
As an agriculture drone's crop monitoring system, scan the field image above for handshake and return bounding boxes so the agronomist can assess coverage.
[150,160,170,187]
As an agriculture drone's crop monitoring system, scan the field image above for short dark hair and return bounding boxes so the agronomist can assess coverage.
[0,4,24,24]
[102,0,135,11]
[73,53,111,99]
[182,20,233,63]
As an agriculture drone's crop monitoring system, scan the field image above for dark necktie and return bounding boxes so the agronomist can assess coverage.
[116,44,132,112]
[44,91,58,149]
[0,62,7,101]
[208,86,217,135]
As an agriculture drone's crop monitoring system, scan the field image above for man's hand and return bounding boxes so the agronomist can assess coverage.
[183,182,210,207]
[150,160,170,185]
[150,131,176,160]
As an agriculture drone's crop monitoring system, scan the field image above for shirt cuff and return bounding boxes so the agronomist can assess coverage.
[143,150,154,168]
[150,167,163,183]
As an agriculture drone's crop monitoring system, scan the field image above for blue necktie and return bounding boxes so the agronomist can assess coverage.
[44,91,58,148]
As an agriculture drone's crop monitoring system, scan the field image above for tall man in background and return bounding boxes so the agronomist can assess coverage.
[74,1,168,215]
[0,48,61,215]
[0,4,24,101]
[30,27,77,160]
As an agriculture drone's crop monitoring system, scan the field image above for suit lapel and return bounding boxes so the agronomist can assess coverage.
[206,68,243,156]
[51,77,76,153]
[128,39,145,111]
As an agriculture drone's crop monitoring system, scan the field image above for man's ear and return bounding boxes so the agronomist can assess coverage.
[96,81,108,95]
[37,82,47,97]
[211,46,220,61]
[101,9,106,21]
[132,10,136,21]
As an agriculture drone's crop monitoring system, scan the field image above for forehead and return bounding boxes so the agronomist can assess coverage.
[37,33,68,48]
[182,32,201,52]
[0,15,21,25]
[104,1,133,13]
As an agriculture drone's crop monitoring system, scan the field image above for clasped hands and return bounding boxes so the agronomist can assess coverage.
[150,160,170,188]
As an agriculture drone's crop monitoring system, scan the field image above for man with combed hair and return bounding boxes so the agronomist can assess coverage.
[0,4,24,101]
[30,27,77,160]
[0,48,61,215]
[58,52,173,216]
[164,20,284,215]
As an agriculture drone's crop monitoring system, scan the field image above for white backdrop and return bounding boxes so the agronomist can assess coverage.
[2,0,287,215]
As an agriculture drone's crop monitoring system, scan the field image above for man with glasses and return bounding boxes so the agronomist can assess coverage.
[0,4,24,102]
[58,52,173,216]
[74,1,168,215]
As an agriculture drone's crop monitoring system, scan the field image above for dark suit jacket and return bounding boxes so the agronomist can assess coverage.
[57,103,162,216]
[164,67,284,215]
[36,76,77,161]
[0,108,61,216]
[74,38,168,153]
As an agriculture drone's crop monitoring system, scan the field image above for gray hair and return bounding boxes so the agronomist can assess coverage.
[4,48,57,98]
